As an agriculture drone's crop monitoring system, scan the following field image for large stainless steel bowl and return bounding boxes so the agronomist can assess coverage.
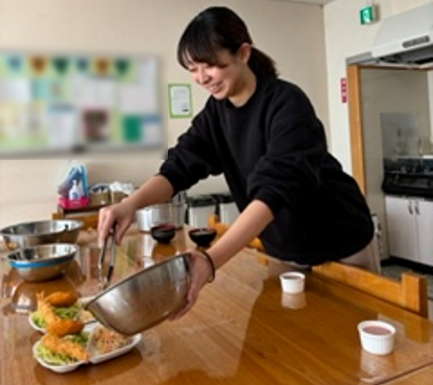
[7,243,78,282]
[0,219,83,251]
[85,253,190,336]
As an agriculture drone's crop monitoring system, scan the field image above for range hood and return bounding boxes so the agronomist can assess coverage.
[371,2,433,64]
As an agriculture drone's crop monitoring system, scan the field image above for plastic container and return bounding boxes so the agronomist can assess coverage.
[136,191,186,232]
[69,180,82,200]
[186,195,217,228]
[212,192,239,225]
[58,163,88,199]
[59,196,90,209]
[89,184,110,206]
[279,272,306,294]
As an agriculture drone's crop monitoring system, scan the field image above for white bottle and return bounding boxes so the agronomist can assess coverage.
[69,180,81,200]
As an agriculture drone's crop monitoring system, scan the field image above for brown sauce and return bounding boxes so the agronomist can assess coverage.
[363,326,391,335]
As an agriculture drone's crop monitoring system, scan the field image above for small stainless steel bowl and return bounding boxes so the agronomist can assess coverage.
[0,219,83,251]
[7,243,78,282]
[85,253,190,336]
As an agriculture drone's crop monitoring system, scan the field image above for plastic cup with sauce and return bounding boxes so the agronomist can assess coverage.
[279,271,306,294]
[357,320,396,355]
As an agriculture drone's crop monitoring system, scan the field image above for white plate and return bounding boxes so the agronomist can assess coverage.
[33,323,142,373]
[29,313,46,333]
[29,296,96,334]
[88,330,142,364]
[32,341,87,373]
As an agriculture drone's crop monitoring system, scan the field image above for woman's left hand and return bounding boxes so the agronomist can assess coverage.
[170,249,214,320]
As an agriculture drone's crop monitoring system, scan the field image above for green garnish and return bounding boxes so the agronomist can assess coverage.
[31,304,81,328]
[35,332,89,366]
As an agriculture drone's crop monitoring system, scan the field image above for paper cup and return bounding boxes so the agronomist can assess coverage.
[279,272,305,294]
[358,320,396,355]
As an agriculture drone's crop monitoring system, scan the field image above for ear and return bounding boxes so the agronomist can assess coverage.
[237,43,252,64]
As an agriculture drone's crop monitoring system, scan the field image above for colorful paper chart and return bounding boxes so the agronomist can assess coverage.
[0,51,162,155]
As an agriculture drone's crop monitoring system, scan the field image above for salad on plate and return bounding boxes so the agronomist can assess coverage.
[33,323,141,373]
[29,291,95,334]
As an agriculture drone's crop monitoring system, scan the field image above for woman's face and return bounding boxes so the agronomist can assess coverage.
[186,45,253,106]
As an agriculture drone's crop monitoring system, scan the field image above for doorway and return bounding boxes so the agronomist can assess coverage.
[347,64,432,262]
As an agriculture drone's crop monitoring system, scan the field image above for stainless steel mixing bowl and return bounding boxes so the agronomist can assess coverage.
[7,243,78,282]
[0,219,83,250]
[85,253,190,335]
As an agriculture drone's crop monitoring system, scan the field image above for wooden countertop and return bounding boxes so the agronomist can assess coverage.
[384,365,433,385]
[1,227,433,385]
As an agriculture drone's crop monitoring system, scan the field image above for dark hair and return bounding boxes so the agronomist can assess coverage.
[177,6,278,77]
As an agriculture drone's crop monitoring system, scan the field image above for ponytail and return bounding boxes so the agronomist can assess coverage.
[249,47,278,77]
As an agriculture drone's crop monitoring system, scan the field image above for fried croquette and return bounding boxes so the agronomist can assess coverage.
[41,334,90,362]
[46,319,85,337]
[45,291,79,307]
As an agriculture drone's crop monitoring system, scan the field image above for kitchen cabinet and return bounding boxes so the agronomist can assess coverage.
[385,195,433,266]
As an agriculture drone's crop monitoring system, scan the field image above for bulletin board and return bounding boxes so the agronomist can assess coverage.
[0,52,163,156]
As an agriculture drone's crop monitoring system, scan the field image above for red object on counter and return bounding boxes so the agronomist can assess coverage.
[59,197,90,210]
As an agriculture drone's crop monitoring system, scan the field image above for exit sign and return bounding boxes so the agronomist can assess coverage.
[360,5,376,25]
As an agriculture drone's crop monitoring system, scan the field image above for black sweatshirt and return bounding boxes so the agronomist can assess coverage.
[159,75,374,265]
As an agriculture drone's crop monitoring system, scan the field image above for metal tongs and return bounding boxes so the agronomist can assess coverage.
[98,226,116,291]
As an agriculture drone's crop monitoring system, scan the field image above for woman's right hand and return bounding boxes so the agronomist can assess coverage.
[97,199,136,247]
[97,175,175,248]
[170,248,215,320]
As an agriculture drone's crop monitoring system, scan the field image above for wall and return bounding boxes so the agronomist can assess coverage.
[0,0,328,228]
[324,0,432,171]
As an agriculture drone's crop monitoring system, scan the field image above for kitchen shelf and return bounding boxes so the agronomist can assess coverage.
[52,203,106,229]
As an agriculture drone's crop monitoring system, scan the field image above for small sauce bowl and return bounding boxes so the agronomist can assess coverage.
[188,228,217,248]
[358,320,396,355]
[150,224,176,244]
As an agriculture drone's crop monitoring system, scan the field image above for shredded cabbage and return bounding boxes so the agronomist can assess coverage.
[31,304,81,328]
[35,332,90,366]
[36,344,77,366]
[69,333,89,345]
[31,312,47,328]
[54,304,81,319]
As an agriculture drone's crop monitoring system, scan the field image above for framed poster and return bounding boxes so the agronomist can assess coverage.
[0,51,163,156]
[168,84,192,118]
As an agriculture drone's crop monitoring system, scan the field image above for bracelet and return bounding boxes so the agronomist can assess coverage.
[198,249,216,283]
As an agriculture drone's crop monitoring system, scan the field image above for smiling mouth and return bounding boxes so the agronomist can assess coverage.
[208,82,223,93]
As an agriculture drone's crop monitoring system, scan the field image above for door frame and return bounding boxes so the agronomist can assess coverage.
[346,63,428,195]
[347,65,365,194]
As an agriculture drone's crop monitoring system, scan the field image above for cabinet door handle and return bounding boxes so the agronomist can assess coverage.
[415,200,420,215]
[408,200,413,215]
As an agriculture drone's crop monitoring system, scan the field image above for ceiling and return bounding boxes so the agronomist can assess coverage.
[272,0,334,5]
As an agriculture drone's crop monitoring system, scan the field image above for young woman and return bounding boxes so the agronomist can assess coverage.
[98,6,379,318]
